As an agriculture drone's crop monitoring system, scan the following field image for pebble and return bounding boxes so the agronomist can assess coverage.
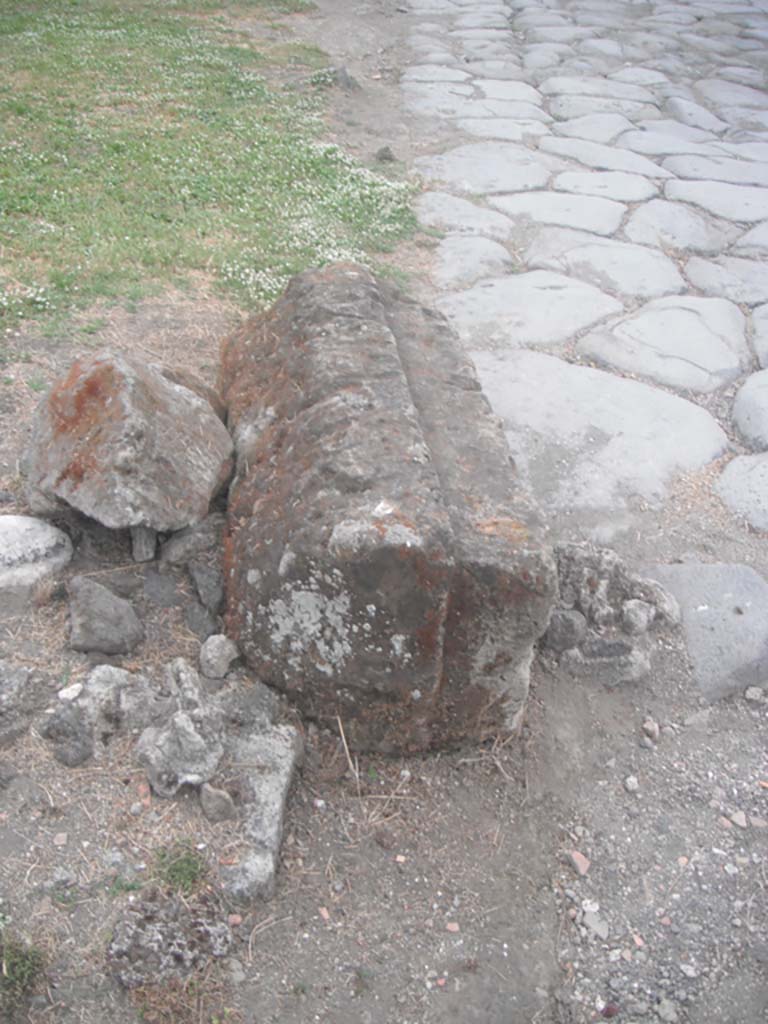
[569,849,591,876]
[642,717,661,742]
[744,686,766,703]
[729,810,747,829]
[129,802,143,816]
[656,997,679,1022]
[624,775,640,793]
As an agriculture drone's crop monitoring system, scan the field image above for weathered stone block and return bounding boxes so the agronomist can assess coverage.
[219,264,556,753]
[23,352,233,532]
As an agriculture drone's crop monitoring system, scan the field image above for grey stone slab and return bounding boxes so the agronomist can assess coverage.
[456,117,550,141]
[539,75,657,103]
[623,198,742,254]
[666,97,729,132]
[732,220,768,255]
[553,170,658,201]
[476,79,543,104]
[686,256,768,305]
[433,234,513,288]
[527,27,595,45]
[663,154,768,188]
[733,369,768,449]
[609,67,669,85]
[404,84,553,122]
[718,66,767,88]
[454,12,510,28]
[401,65,472,82]
[415,142,556,195]
[437,271,622,349]
[553,112,634,143]
[666,180,768,222]
[753,304,768,367]
[489,192,625,234]
[696,77,768,109]
[463,59,526,80]
[539,136,671,177]
[549,94,659,121]
[578,38,624,58]
[416,190,515,241]
[717,454,768,530]
[577,296,749,393]
[0,515,73,613]
[459,39,517,60]
[615,130,726,157]
[635,118,720,142]
[648,563,768,700]
[523,46,573,71]
[526,228,686,299]
[720,141,768,163]
[470,349,727,511]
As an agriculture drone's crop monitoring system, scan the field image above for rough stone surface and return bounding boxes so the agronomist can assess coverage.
[108,891,232,989]
[685,255,768,305]
[199,634,239,679]
[438,271,622,350]
[416,190,516,241]
[753,304,768,367]
[219,725,303,902]
[1,661,49,750]
[716,454,768,530]
[665,180,768,222]
[542,609,587,653]
[39,703,94,767]
[576,297,749,393]
[433,235,514,288]
[489,192,625,234]
[68,576,144,655]
[219,265,556,753]
[623,199,741,254]
[188,560,224,615]
[650,563,768,699]
[414,141,555,194]
[553,170,658,202]
[539,136,672,177]
[200,782,238,823]
[0,515,72,612]
[23,351,233,531]
[554,112,635,143]
[160,513,226,566]
[733,370,768,449]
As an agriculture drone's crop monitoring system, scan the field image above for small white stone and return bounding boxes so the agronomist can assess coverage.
[624,775,640,793]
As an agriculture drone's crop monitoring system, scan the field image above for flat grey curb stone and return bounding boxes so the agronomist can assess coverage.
[649,563,768,700]
[0,515,72,612]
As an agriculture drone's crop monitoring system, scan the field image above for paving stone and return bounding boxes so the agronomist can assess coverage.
[415,141,555,194]
[732,370,768,449]
[615,130,725,157]
[717,455,768,530]
[609,67,669,85]
[527,27,595,45]
[732,220,768,256]
[623,199,741,254]
[539,74,656,103]
[666,96,729,132]
[549,94,659,120]
[753,304,768,368]
[0,515,73,613]
[686,256,768,305]
[469,349,727,512]
[476,79,543,104]
[553,112,634,143]
[401,65,472,82]
[635,117,720,142]
[463,59,526,80]
[577,296,749,393]
[553,170,658,201]
[433,235,514,288]
[539,136,671,177]
[416,191,516,241]
[456,117,550,140]
[437,271,622,349]
[696,77,768,109]
[526,228,686,299]
[649,563,768,699]
[665,180,768,222]
[489,192,625,234]
[720,141,768,163]
[578,38,623,58]
[663,154,768,187]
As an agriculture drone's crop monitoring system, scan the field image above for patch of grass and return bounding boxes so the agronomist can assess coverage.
[0,0,414,331]
[107,875,144,896]
[0,931,45,1014]
[155,843,207,894]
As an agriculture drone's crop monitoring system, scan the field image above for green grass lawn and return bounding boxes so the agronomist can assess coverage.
[0,0,415,330]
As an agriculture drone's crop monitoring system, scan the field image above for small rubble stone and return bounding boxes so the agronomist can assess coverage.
[200,635,239,679]
[569,850,591,876]
[23,351,233,532]
[188,561,224,615]
[0,515,73,613]
[744,686,766,702]
[642,717,661,743]
[622,600,655,635]
[40,704,94,767]
[130,525,157,563]
[68,576,144,655]
[624,775,640,793]
[543,609,587,653]
[160,514,226,565]
[200,782,238,823]
[184,601,218,641]
[656,997,679,1022]
[730,810,748,829]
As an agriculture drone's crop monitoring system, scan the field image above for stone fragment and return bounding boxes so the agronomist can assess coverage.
[623,199,741,254]
[416,191,516,241]
[130,525,157,563]
[666,180,768,223]
[733,371,768,449]
[415,141,555,194]
[685,256,768,305]
[583,909,610,939]
[730,810,748,829]
[108,891,232,989]
[200,782,238,823]
[471,350,727,514]
[23,352,233,531]
[744,686,766,703]
[160,513,225,565]
[0,515,72,613]
[622,600,655,635]
[542,609,587,653]
[576,296,749,393]
[553,170,657,202]
[188,561,224,615]
[199,635,239,679]
[220,265,556,752]
[489,192,625,234]
[219,726,303,902]
[569,850,590,876]
[40,703,94,767]
[1,661,48,749]
[184,601,218,641]
[68,576,144,655]
[649,563,768,700]
[624,775,639,793]
[526,229,685,299]
[433,235,514,289]
[439,271,622,350]
[540,136,671,177]
[656,997,679,1023]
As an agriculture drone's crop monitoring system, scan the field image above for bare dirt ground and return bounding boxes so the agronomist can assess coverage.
[1,2,767,1024]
